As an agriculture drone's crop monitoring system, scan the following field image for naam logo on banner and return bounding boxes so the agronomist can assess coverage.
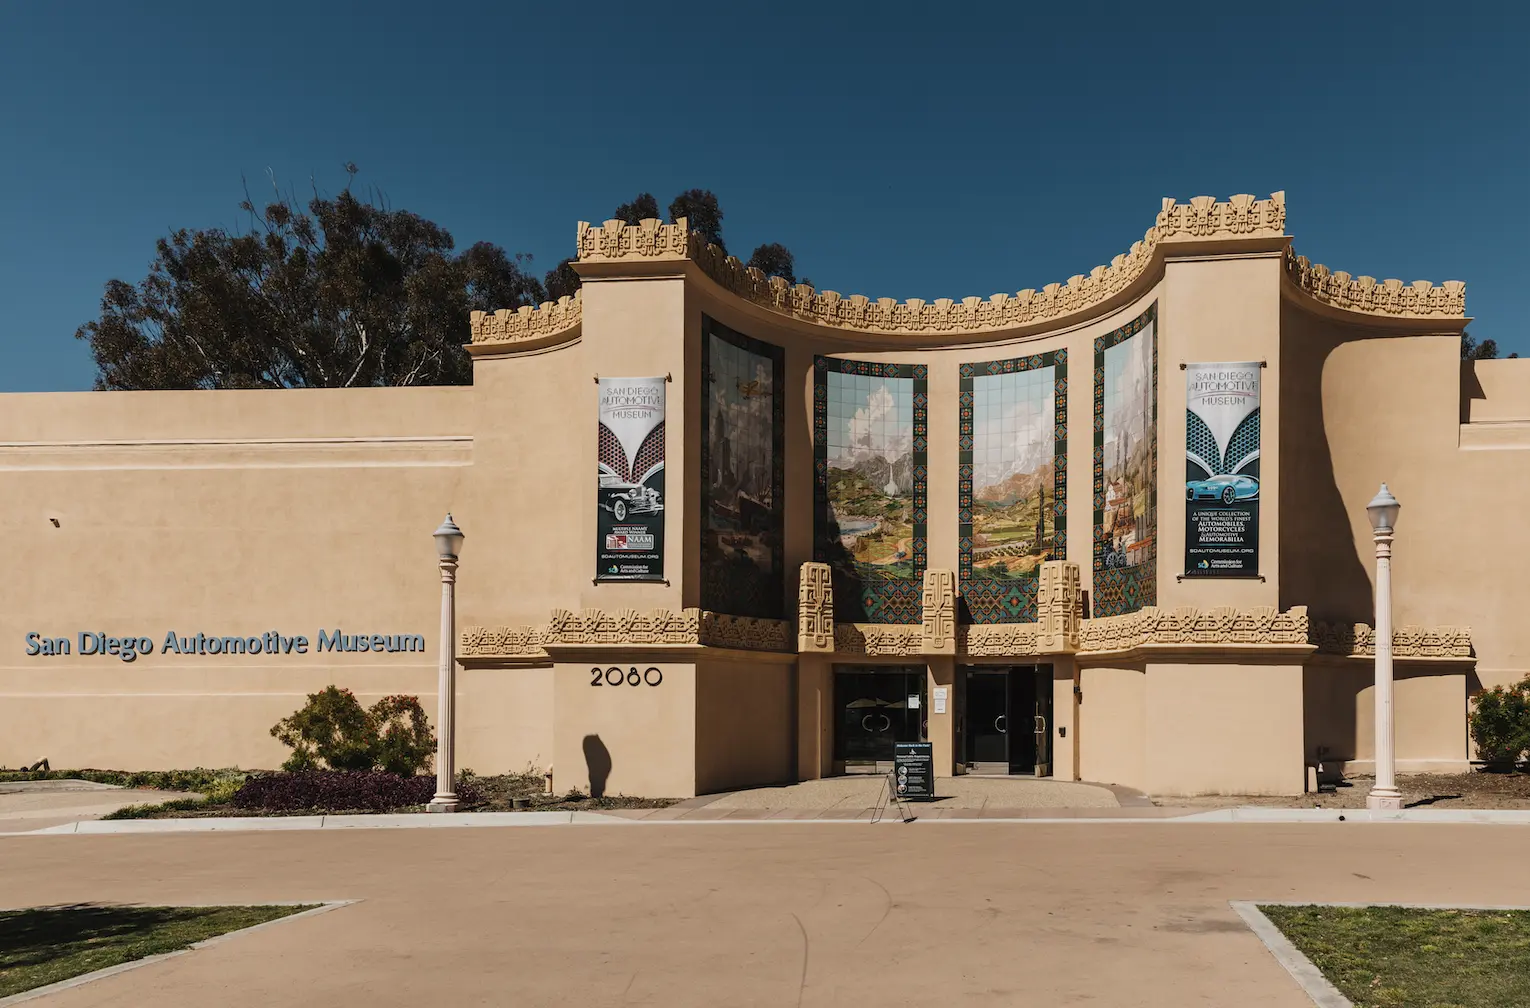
[596,376,667,581]
[1184,361,1261,578]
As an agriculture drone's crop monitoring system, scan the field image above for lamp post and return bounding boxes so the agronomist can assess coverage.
[1365,485,1402,811]
[427,514,464,813]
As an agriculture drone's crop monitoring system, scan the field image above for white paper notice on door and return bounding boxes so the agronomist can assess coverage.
[907,695,920,709]
[932,687,948,714]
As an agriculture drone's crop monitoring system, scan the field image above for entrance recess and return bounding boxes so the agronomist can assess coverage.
[960,665,1053,775]
[833,666,926,773]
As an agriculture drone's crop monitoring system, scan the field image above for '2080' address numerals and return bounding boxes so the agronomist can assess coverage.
[590,666,663,687]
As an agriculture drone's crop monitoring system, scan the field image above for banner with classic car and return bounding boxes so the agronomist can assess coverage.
[596,376,666,581]
[1184,361,1260,577]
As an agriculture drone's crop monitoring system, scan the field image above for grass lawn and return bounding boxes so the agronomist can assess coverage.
[0,904,315,998]
[1261,904,1530,1008]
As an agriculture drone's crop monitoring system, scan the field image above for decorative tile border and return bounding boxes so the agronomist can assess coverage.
[1092,303,1158,617]
[699,316,786,619]
[813,358,929,624]
[958,349,1068,623]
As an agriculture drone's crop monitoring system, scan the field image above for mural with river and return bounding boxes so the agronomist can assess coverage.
[814,358,928,624]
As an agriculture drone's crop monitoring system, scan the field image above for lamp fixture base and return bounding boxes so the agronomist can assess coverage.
[1366,790,1403,811]
[426,797,460,814]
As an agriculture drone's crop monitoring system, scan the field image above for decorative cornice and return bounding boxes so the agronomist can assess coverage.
[1311,621,1473,659]
[468,291,582,348]
[1078,605,1311,654]
[573,194,1285,337]
[458,606,792,657]
[833,623,924,656]
[963,623,1040,657]
[1284,249,1465,318]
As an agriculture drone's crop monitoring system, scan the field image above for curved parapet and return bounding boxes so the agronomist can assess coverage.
[575,193,1286,338]
[468,291,582,354]
[1283,249,1465,319]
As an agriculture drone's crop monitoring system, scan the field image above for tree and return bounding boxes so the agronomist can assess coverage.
[668,189,725,252]
[614,192,660,225]
[76,167,546,389]
[1462,333,1519,360]
[746,242,796,285]
[544,257,581,301]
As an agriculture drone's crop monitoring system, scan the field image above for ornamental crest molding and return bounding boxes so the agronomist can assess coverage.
[962,623,1040,657]
[469,291,582,347]
[460,607,790,656]
[1078,605,1311,654]
[1284,250,1465,318]
[1311,621,1473,658]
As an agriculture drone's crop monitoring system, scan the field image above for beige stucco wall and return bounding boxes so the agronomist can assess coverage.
[1077,664,1145,787]
[1281,309,1530,692]
[552,660,697,798]
[1142,657,1306,796]
[0,387,476,771]
[694,656,794,794]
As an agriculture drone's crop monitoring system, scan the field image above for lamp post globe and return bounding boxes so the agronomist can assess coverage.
[428,513,464,813]
[434,513,464,560]
[1365,484,1403,811]
[1366,483,1400,533]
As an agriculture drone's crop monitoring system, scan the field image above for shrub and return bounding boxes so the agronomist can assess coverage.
[370,695,435,777]
[1469,677,1530,767]
[269,687,435,775]
[230,770,481,812]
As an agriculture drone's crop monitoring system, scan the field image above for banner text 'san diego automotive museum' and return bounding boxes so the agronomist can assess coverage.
[1184,362,1260,577]
[596,377,667,581]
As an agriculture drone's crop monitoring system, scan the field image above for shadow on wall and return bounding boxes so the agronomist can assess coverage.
[582,734,612,798]
[1278,303,1375,624]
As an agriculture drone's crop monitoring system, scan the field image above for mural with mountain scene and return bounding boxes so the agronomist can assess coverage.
[959,352,1067,623]
[814,359,928,624]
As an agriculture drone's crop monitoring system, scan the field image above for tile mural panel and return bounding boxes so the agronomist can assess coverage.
[700,317,785,619]
[814,358,928,624]
[958,350,1068,623]
[1093,303,1158,617]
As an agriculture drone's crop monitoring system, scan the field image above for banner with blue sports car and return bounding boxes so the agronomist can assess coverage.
[1184,362,1260,578]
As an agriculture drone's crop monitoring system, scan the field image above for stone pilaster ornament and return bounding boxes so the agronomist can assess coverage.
[1036,560,1082,654]
[797,562,835,653]
[921,569,957,655]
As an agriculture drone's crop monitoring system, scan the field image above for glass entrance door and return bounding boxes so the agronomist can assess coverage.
[962,665,1054,776]
[833,666,926,771]
[964,670,1009,773]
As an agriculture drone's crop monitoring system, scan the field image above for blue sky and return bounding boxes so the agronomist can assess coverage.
[1,1,1524,392]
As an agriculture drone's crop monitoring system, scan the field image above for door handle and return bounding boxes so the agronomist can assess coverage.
[861,714,875,732]
[877,714,892,733]
[994,715,1006,734]
[1034,715,1046,733]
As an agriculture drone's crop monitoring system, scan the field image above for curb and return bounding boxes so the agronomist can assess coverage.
[6,805,1530,835]
[1230,901,1352,1008]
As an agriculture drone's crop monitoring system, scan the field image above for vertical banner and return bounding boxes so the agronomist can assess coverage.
[1184,362,1260,577]
[596,377,666,581]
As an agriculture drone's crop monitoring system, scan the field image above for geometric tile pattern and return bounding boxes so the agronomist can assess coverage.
[958,349,1068,623]
[1093,303,1158,618]
[700,316,786,619]
[814,358,929,624]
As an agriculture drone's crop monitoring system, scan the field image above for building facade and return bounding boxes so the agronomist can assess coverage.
[3,192,1526,797]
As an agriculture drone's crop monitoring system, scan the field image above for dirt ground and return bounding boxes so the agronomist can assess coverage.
[1162,771,1530,810]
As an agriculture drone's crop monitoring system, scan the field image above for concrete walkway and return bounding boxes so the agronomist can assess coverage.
[0,781,201,833]
[611,775,1154,820]
[7,821,1530,1005]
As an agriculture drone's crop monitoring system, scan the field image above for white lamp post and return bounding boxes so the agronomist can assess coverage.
[427,514,464,813]
[1365,485,1402,811]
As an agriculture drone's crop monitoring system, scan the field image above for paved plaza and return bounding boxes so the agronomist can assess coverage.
[6,821,1529,1006]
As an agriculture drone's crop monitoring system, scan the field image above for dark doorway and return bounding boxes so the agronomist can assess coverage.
[960,665,1053,775]
[833,666,926,772]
